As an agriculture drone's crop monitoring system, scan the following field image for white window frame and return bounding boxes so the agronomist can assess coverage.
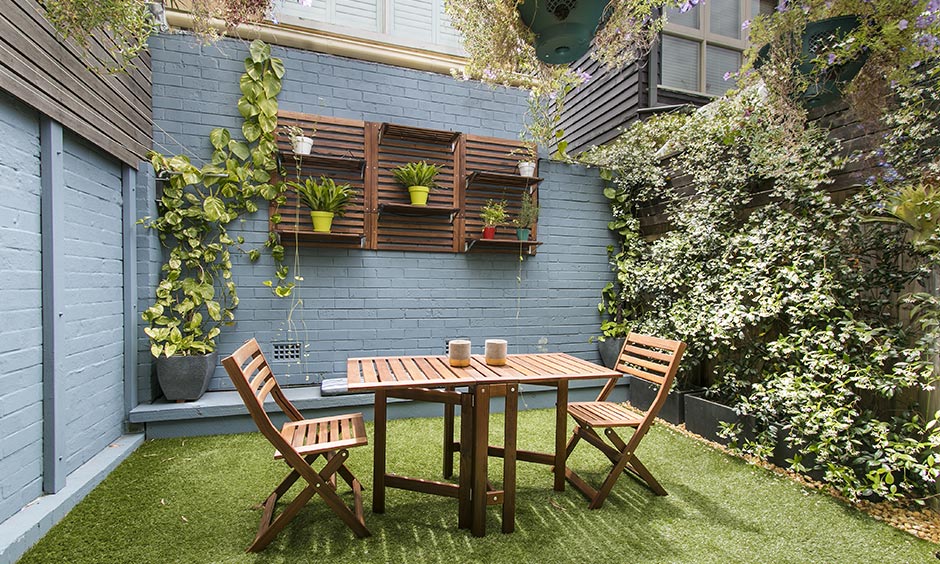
[274,0,465,58]
[660,0,763,96]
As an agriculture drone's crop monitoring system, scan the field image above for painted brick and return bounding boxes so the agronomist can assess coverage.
[61,132,125,475]
[0,90,43,523]
[144,35,616,391]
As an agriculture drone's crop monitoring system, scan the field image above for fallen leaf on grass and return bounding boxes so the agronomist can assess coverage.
[549,499,566,511]
[181,515,188,523]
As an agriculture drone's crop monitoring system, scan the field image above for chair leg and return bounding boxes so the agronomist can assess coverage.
[605,429,667,496]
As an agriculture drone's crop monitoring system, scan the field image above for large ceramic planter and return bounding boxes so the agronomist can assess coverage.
[290,135,313,155]
[597,337,625,369]
[156,351,218,401]
[408,185,429,206]
[310,211,334,233]
[627,375,701,425]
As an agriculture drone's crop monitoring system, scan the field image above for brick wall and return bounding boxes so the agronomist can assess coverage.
[148,35,616,392]
[0,90,43,522]
[61,133,126,472]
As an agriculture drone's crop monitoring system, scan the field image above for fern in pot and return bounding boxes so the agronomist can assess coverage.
[392,161,441,206]
[289,176,355,233]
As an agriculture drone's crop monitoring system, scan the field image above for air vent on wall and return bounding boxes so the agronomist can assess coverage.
[272,342,302,362]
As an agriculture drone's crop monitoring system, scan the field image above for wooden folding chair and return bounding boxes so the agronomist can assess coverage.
[222,339,370,552]
[563,332,686,509]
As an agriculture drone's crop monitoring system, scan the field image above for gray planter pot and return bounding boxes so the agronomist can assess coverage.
[597,337,626,369]
[627,375,701,425]
[156,351,218,401]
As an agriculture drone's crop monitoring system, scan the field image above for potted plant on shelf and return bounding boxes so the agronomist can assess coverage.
[283,124,314,156]
[290,176,355,233]
[513,192,539,241]
[514,145,538,177]
[392,161,441,206]
[480,199,508,240]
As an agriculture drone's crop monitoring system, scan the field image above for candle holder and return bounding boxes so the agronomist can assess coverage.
[448,339,471,367]
[485,339,507,366]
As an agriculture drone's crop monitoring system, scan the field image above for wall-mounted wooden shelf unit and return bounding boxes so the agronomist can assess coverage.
[273,112,542,255]
[378,203,460,223]
[464,237,543,255]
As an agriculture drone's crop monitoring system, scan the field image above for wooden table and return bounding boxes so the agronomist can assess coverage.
[347,353,619,536]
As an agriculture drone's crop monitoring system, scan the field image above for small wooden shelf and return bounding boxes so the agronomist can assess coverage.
[378,203,460,223]
[464,237,542,255]
[276,230,365,247]
[378,123,460,148]
[465,171,543,193]
[279,152,366,178]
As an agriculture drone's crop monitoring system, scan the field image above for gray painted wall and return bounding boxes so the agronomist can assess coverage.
[0,90,44,523]
[147,34,616,394]
[61,133,126,473]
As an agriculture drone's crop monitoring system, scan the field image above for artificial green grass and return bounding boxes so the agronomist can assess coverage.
[20,409,937,564]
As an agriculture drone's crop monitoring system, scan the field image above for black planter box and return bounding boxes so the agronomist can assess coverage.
[627,375,700,425]
[684,392,746,445]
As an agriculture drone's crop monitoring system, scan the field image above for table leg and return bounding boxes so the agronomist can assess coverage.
[502,383,518,534]
[443,401,455,479]
[554,380,568,492]
[373,389,387,513]
[458,392,473,529]
[471,385,489,537]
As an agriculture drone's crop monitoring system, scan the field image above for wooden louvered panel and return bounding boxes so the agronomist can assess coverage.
[375,128,458,252]
[463,135,541,254]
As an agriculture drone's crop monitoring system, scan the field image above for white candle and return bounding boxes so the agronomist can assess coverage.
[485,339,507,366]
[449,339,471,367]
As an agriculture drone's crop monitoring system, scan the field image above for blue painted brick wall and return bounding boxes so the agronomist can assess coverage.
[0,90,44,523]
[62,132,125,473]
[147,35,616,393]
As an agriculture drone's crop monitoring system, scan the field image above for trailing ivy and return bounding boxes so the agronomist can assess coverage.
[581,86,940,502]
[141,40,287,357]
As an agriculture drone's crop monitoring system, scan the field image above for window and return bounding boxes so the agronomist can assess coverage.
[660,0,776,96]
[275,0,464,56]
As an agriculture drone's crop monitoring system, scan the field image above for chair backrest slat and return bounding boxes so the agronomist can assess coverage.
[620,365,666,386]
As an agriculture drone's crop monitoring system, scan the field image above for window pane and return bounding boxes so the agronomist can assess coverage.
[666,4,700,29]
[752,0,776,16]
[662,35,700,92]
[706,45,741,95]
[710,0,741,39]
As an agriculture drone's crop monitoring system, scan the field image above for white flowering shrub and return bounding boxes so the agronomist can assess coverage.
[581,86,940,502]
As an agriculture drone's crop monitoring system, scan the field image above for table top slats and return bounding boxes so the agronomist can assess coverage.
[347,353,619,391]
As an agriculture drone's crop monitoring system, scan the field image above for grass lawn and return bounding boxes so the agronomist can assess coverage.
[19,408,937,564]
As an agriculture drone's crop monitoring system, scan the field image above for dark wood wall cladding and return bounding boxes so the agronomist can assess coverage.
[557,52,643,156]
[635,100,886,237]
[274,111,540,254]
[0,0,152,166]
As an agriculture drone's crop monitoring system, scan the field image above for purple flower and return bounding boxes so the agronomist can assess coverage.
[575,67,592,82]
[898,19,909,31]
[723,71,733,81]
[742,19,750,30]
[827,53,837,65]
[300,0,314,6]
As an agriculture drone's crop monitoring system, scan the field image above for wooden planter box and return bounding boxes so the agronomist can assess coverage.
[627,375,701,425]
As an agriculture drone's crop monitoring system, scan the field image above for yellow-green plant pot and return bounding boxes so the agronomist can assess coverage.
[408,185,430,206]
[310,211,334,233]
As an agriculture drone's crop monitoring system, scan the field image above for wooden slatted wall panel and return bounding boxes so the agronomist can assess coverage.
[0,0,152,166]
[374,128,457,252]
[464,135,537,243]
[273,113,367,248]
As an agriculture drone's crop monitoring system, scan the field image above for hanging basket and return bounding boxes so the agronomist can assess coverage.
[517,0,607,65]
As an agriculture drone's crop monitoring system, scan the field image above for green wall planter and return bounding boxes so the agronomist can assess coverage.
[517,0,607,64]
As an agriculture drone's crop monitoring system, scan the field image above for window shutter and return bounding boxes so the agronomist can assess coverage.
[335,0,380,31]
[390,0,434,40]
[278,0,330,23]
[661,35,700,92]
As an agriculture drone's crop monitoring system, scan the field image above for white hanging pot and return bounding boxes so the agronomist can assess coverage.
[518,161,536,177]
[291,135,314,155]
